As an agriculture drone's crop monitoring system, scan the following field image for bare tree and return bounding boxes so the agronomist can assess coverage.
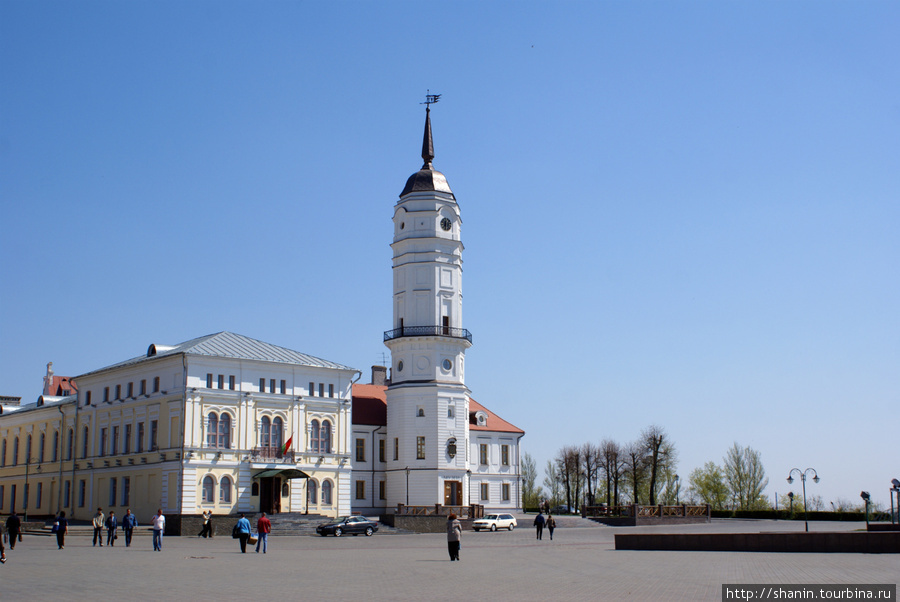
[581,442,601,507]
[642,425,675,505]
[555,446,582,512]
[600,439,624,508]
[543,459,562,507]
[623,441,648,504]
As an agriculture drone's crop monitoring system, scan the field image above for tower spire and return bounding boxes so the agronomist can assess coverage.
[420,92,440,169]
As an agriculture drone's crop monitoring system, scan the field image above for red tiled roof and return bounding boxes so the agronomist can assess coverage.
[351,384,386,426]
[50,376,78,396]
[350,384,524,435]
[469,398,524,434]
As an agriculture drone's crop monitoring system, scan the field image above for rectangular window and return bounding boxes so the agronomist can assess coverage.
[479,444,488,465]
[280,380,286,394]
[37,482,43,508]
[103,387,109,402]
[502,483,510,501]
[153,377,160,393]
[111,426,119,455]
[124,424,132,454]
[501,445,510,466]
[82,428,89,458]
[355,480,365,500]
[86,391,92,406]
[270,379,276,394]
[319,383,325,397]
[23,483,29,509]
[140,379,147,395]
[122,477,130,506]
[109,477,117,506]
[355,438,366,462]
[127,382,134,398]
[393,438,399,461]
[150,420,158,451]
[0,485,4,510]
[137,422,144,453]
[11,485,17,510]
[218,374,224,389]
[259,378,266,393]
[480,483,489,501]
[416,436,425,460]
[52,431,59,461]
[378,439,385,463]
[100,428,108,456]
[229,375,236,390]
[115,384,121,400]
[64,481,70,508]
[207,374,214,388]
[379,481,386,500]
[309,382,315,396]
[328,384,334,398]
[79,480,86,507]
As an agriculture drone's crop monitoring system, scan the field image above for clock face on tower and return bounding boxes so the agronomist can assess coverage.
[440,217,452,231]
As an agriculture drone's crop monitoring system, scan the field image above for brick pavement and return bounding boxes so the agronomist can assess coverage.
[1,519,897,601]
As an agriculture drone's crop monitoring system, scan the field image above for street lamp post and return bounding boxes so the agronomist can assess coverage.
[787,468,820,533]
[788,491,794,514]
[860,491,870,528]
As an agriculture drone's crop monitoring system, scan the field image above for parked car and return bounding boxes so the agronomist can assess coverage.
[316,516,379,537]
[551,505,576,515]
[472,513,517,531]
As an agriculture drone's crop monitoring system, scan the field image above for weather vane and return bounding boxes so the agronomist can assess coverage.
[421,90,441,107]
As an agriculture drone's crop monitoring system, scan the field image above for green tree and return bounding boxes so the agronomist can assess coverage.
[688,461,729,510]
[723,443,769,510]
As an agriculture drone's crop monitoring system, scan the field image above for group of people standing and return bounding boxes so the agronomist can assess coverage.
[91,507,141,547]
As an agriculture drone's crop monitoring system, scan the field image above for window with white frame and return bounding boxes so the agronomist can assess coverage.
[501,444,509,466]
[322,480,333,505]
[307,480,318,505]
[502,483,510,501]
[417,436,425,460]
[207,413,231,449]
[480,483,489,501]
[479,443,488,465]
[220,475,233,503]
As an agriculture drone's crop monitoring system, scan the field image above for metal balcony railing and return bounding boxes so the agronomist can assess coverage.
[383,325,473,343]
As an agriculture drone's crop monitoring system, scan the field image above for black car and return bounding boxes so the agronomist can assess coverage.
[316,516,379,537]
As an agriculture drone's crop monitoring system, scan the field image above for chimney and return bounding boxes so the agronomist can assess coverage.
[371,365,387,386]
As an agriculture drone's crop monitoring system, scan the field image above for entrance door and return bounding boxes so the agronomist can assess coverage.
[260,477,281,514]
[444,481,462,506]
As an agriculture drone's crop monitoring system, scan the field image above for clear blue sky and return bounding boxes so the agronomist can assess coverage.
[2,1,897,508]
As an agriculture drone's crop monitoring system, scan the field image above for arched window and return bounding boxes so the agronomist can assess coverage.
[322,480,333,505]
[66,429,74,460]
[202,476,215,503]
[207,413,218,447]
[218,414,231,449]
[307,480,318,505]
[26,434,32,463]
[281,482,289,497]
[320,421,332,453]
[260,416,271,448]
[82,428,89,458]
[14,436,19,465]
[52,430,59,462]
[39,433,45,462]
[251,481,259,496]
[220,476,232,503]
[272,417,283,450]
[310,420,320,452]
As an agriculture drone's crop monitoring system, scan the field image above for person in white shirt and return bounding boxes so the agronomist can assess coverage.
[151,509,166,551]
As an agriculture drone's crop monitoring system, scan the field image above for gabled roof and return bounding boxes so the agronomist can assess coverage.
[350,384,524,435]
[78,331,356,379]
[48,376,78,396]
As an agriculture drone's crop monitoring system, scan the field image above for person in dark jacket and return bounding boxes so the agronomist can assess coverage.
[122,509,138,547]
[5,512,21,550]
[55,511,68,550]
[546,514,556,540]
[533,511,545,540]
[446,513,462,561]
[1,520,7,562]
[105,511,118,546]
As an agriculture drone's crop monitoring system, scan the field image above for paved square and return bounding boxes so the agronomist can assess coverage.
[2,519,897,600]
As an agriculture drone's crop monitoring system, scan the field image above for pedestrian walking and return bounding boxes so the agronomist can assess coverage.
[151,509,165,551]
[547,514,556,540]
[1,519,7,563]
[92,508,105,547]
[106,511,118,546]
[446,513,461,561]
[533,511,545,540]
[235,513,251,553]
[5,512,21,550]
[255,512,271,554]
[122,509,137,547]
[198,510,212,539]
[54,511,68,550]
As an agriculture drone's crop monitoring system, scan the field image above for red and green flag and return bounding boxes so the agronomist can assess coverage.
[281,435,293,455]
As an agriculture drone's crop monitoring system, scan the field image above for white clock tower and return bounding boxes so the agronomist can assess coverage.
[384,101,472,509]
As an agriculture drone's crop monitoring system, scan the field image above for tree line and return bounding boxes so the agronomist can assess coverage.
[522,427,772,512]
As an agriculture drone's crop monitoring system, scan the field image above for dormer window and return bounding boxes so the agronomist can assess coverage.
[417,408,425,417]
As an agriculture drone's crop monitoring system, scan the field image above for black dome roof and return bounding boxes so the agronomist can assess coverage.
[400,168,454,197]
